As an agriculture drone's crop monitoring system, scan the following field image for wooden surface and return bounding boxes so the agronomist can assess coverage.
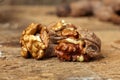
[0,6,120,80]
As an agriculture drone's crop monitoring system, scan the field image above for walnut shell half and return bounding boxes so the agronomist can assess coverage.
[20,23,49,60]
[52,21,101,62]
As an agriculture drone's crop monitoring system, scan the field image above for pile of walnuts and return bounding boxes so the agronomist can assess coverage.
[20,20,101,62]
[56,0,120,24]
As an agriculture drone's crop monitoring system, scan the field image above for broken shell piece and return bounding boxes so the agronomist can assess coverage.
[20,23,49,60]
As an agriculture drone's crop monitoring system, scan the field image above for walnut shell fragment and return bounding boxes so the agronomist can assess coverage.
[49,20,101,62]
[20,23,49,60]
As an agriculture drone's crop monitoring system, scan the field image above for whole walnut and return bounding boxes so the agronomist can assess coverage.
[20,23,49,60]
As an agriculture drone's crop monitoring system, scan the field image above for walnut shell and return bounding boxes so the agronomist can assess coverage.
[20,20,101,62]
[78,29,101,58]
[52,21,101,62]
[20,23,49,60]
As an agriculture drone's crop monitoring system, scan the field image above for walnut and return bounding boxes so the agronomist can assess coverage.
[56,0,120,24]
[56,0,92,17]
[55,37,99,62]
[56,3,71,17]
[20,20,101,62]
[55,39,91,62]
[70,0,92,17]
[53,21,101,62]
[20,23,49,60]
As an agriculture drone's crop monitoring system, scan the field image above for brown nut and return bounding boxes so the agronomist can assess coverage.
[55,38,91,62]
[70,0,92,17]
[56,0,92,17]
[77,29,101,59]
[20,23,49,60]
[61,28,79,38]
[20,20,101,62]
[57,0,120,24]
[56,3,71,17]
[53,21,101,62]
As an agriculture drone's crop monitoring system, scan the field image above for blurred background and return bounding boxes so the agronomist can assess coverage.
[0,0,76,26]
[0,0,120,56]
[0,0,75,5]
[0,0,120,38]
[0,0,120,26]
[0,0,120,80]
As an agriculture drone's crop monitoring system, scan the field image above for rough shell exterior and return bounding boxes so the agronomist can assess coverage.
[49,21,101,62]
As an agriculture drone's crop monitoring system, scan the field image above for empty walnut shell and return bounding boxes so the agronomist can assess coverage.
[20,23,49,60]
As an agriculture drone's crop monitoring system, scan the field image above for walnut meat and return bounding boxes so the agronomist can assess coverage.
[51,21,101,62]
[55,39,91,62]
[20,23,49,60]
[20,20,101,62]
[48,20,78,44]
